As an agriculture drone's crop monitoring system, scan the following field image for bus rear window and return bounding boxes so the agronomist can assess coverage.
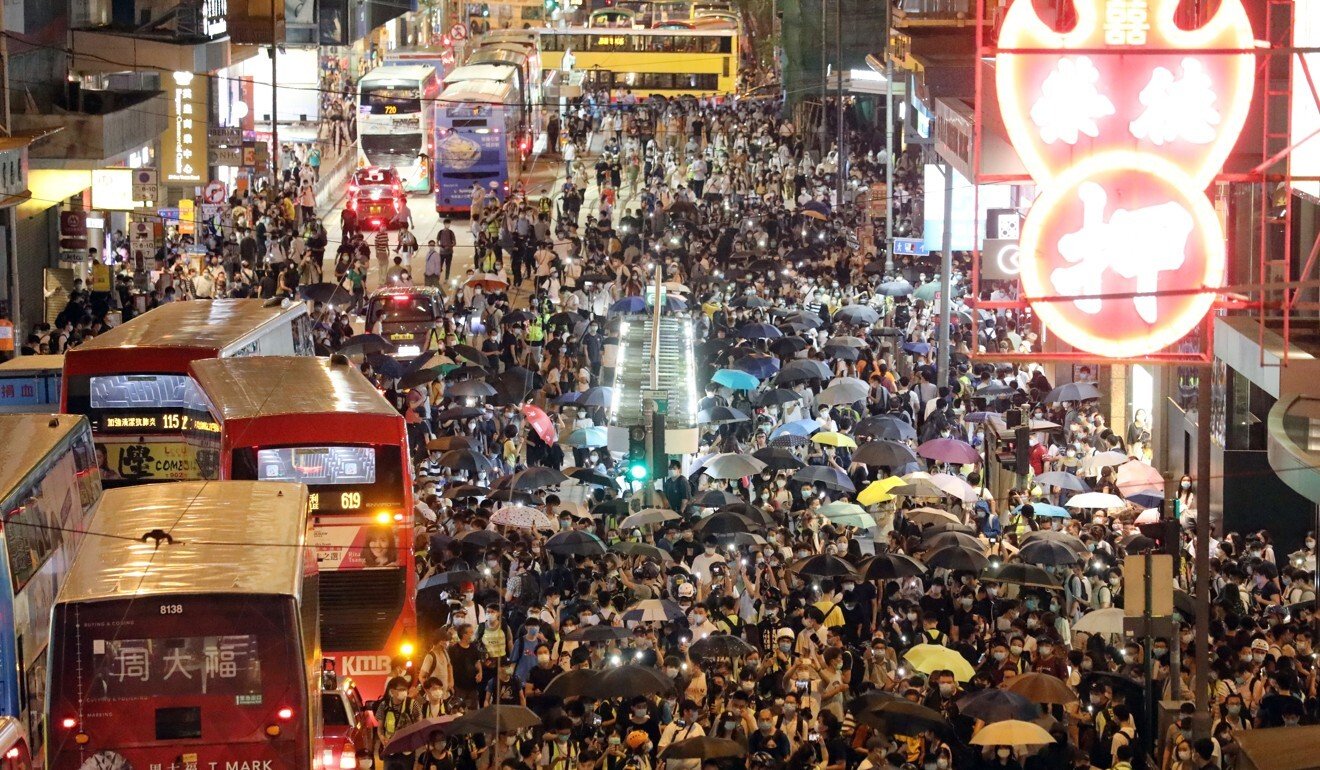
[156,707,202,740]
[90,635,262,700]
[90,374,195,410]
[256,446,377,485]
[322,693,351,726]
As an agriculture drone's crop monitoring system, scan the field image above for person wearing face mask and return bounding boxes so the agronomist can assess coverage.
[988,746,1023,770]
[419,676,450,719]
[748,707,791,762]
[686,603,720,640]
[661,460,692,514]
[657,700,705,770]
[540,717,579,770]
[413,733,456,770]
[689,535,727,586]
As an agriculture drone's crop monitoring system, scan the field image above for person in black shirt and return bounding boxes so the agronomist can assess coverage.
[748,708,791,762]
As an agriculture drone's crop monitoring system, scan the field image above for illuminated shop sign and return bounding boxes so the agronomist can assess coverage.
[995,0,1253,358]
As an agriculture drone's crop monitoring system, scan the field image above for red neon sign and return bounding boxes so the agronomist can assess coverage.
[995,0,1254,358]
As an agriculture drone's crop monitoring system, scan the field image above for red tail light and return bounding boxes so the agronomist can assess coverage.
[277,707,294,721]
[61,718,76,729]
[339,743,357,769]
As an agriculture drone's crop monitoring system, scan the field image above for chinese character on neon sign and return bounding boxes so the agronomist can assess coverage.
[995,0,1254,358]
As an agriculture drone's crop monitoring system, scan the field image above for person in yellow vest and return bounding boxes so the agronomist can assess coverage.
[1007,504,1036,538]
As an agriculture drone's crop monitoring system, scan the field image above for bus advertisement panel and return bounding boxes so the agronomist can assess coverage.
[434,87,521,213]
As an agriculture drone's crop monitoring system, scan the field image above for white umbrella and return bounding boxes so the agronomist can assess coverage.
[491,504,555,530]
[703,453,767,480]
[818,378,870,405]
[1134,508,1161,525]
[1073,607,1125,635]
[621,508,682,529]
[929,473,980,503]
[1080,450,1130,476]
[1065,492,1126,510]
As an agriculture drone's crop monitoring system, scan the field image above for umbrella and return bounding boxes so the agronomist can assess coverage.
[448,705,541,735]
[770,419,821,440]
[906,507,962,527]
[971,719,1056,746]
[1027,502,1072,519]
[776,359,832,383]
[917,438,981,465]
[1006,672,1079,704]
[697,406,751,425]
[689,633,757,662]
[904,644,976,681]
[923,530,987,552]
[437,449,494,477]
[381,716,460,755]
[957,690,1041,723]
[858,477,905,506]
[811,431,857,448]
[566,467,618,488]
[902,341,932,356]
[752,447,806,471]
[823,344,860,362]
[1019,530,1089,554]
[864,700,954,737]
[711,368,760,390]
[577,386,615,408]
[442,484,489,499]
[491,367,538,404]
[732,353,780,379]
[1073,607,1126,634]
[427,436,476,452]
[1018,540,1083,566]
[691,511,756,536]
[340,333,397,356]
[490,504,554,530]
[913,282,941,302]
[465,274,509,292]
[862,552,927,579]
[738,322,783,339]
[611,541,673,562]
[924,545,989,572]
[591,664,674,698]
[769,336,810,358]
[417,569,481,597]
[454,526,509,549]
[627,599,686,623]
[544,530,606,556]
[1116,460,1165,497]
[1065,492,1126,510]
[300,282,356,307]
[451,344,487,366]
[542,668,602,698]
[818,501,868,519]
[566,426,609,448]
[399,368,440,390]
[365,354,405,379]
[1035,471,1092,492]
[561,626,634,644]
[792,466,855,492]
[694,489,741,507]
[981,562,1062,590]
[893,473,949,499]
[444,363,490,381]
[620,508,681,528]
[704,453,767,479]
[855,440,920,467]
[818,378,870,405]
[756,387,804,407]
[856,415,918,441]
[929,473,980,503]
[660,736,745,761]
[1044,381,1102,403]
[834,305,880,325]
[792,554,858,579]
[878,279,914,296]
[1134,508,1162,525]
[729,294,770,309]
[1079,451,1130,475]
[502,466,567,491]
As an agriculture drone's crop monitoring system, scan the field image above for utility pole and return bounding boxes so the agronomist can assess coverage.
[834,0,844,206]
[270,0,280,196]
[936,160,952,388]
[883,59,894,273]
[1193,366,1212,737]
[817,0,827,156]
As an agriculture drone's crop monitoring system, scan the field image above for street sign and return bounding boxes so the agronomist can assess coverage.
[132,168,159,205]
[202,180,227,205]
[450,23,468,40]
[58,210,88,251]
[1123,553,1174,618]
[641,388,669,415]
[892,237,928,256]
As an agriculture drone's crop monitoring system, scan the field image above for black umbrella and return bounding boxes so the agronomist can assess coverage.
[447,379,498,399]
[546,310,584,328]
[660,737,746,761]
[956,689,1040,722]
[561,626,634,644]
[443,483,489,499]
[542,668,602,698]
[590,664,675,698]
[488,488,539,503]
[492,367,538,404]
[752,446,805,471]
[417,569,481,597]
[567,467,618,488]
[691,511,757,536]
[448,705,541,735]
[436,406,483,421]
[502,310,535,325]
[981,562,1062,590]
[755,387,804,406]
[855,415,918,441]
[1045,381,1102,403]
[694,490,741,507]
[545,530,607,556]
[714,502,775,526]
[689,633,756,663]
[924,545,989,572]
[437,449,494,476]
[610,541,672,561]
[451,344,487,366]
[769,336,810,357]
[427,435,476,451]
[365,354,405,379]
[792,465,856,493]
[496,466,568,491]
[340,333,397,356]
[445,364,491,381]
[854,440,920,467]
[862,552,927,580]
[300,282,355,307]
[1018,540,1083,566]
[791,554,859,579]
[459,530,508,549]
[591,499,630,518]
[863,700,953,738]
[399,368,440,390]
[403,351,436,373]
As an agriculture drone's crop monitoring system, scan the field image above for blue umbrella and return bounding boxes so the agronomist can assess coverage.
[770,418,821,440]
[578,386,614,408]
[712,369,760,390]
[878,280,914,296]
[902,341,932,355]
[733,354,780,379]
[1125,490,1163,509]
[609,296,648,314]
[1027,503,1071,519]
[554,391,581,405]
[566,426,608,448]
[738,322,783,340]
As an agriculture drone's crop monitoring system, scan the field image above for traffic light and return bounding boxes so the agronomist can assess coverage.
[626,426,649,483]
[1014,425,1031,476]
[1137,519,1181,570]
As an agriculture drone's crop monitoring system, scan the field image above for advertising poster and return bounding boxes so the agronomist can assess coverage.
[100,440,201,482]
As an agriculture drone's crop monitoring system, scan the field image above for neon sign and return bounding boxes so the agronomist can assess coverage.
[995,0,1254,358]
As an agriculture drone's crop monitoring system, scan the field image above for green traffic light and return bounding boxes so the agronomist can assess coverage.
[627,461,649,482]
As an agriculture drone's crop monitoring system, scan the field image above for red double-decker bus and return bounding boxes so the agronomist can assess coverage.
[187,355,416,699]
[47,481,319,770]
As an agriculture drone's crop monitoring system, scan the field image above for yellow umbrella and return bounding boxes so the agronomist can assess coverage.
[970,719,1056,746]
[812,431,857,449]
[858,476,905,506]
[904,643,977,682]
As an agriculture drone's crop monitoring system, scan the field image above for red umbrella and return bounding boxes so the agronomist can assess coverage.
[522,404,557,444]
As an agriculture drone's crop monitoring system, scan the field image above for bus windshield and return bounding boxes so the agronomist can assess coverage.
[363,87,421,114]
[235,445,404,515]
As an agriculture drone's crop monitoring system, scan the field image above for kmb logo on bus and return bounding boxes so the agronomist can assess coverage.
[995,0,1255,358]
[335,654,392,677]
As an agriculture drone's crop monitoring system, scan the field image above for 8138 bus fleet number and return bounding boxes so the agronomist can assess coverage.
[160,604,184,614]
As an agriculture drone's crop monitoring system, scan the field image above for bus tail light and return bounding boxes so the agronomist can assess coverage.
[61,718,76,729]
[322,749,335,769]
[6,748,20,759]
[339,744,358,770]
[277,707,294,721]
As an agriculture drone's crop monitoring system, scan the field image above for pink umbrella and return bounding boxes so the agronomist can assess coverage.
[916,438,981,465]
[1134,508,1161,525]
[521,404,557,444]
[1115,460,1163,497]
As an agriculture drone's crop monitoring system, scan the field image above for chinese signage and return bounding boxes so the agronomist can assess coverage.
[101,440,202,481]
[90,635,261,700]
[165,72,207,183]
[995,0,1253,358]
[0,146,27,199]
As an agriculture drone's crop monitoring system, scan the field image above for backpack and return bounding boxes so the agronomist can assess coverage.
[977,501,1000,538]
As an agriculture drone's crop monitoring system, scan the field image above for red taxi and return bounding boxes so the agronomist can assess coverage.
[349,167,408,231]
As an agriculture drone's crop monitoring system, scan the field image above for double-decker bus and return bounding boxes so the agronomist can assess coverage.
[0,356,63,414]
[465,45,543,148]
[357,64,443,194]
[47,481,318,770]
[0,414,101,764]
[536,26,739,97]
[62,299,313,485]
[433,75,525,214]
[186,356,414,700]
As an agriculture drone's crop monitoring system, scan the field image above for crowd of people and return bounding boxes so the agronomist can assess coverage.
[349,92,1319,770]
